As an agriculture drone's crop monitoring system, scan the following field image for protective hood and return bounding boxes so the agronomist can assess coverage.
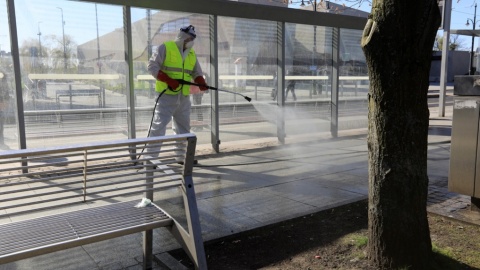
[175,31,194,44]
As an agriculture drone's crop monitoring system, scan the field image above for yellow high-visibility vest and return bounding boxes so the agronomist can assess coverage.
[155,41,197,96]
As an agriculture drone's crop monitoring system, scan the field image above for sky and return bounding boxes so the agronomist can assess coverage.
[0,0,146,53]
[448,0,480,51]
[0,0,479,53]
[291,0,480,51]
[388,0,479,50]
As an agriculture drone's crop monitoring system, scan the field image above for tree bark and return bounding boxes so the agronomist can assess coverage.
[361,0,441,268]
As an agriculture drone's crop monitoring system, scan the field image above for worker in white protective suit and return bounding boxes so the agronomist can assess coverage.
[146,25,208,160]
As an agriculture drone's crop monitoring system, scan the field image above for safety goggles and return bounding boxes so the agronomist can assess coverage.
[180,25,196,39]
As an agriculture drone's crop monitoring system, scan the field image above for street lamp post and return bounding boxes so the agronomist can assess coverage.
[36,21,42,72]
[95,4,101,74]
[300,0,318,96]
[37,21,42,58]
[57,7,67,71]
[147,9,154,97]
[147,9,152,59]
[467,3,478,75]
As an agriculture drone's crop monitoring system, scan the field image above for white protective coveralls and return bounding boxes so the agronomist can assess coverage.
[146,27,205,157]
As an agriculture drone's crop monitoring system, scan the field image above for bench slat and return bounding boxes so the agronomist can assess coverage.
[0,200,172,264]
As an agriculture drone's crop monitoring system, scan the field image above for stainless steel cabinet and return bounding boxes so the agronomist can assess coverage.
[449,96,480,197]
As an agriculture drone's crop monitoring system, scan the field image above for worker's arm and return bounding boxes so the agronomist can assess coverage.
[147,44,167,79]
[192,60,208,90]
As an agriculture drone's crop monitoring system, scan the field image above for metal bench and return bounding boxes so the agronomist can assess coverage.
[0,134,207,269]
[28,73,122,108]
[55,86,103,107]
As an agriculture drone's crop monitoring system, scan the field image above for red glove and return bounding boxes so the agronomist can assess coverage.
[194,76,208,91]
[157,71,179,90]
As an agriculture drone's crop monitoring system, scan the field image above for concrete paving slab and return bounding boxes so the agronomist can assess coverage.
[302,173,369,196]
[266,180,366,209]
[82,236,145,268]
[155,253,188,270]
[198,199,264,238]
[0,247,96,270]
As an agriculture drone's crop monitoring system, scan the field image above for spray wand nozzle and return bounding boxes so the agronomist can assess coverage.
[178,79,252,102]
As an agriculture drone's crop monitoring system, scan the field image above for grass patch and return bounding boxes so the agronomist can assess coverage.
[351,234,368,248]
[432,243,454,258]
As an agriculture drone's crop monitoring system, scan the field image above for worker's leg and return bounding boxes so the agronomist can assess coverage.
[172,94,192,160]
[172,94,192,134]
[145,94,176,157]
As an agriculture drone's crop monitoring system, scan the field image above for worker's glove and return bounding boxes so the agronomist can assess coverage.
[194,76,208,91]
[157,71,180,90]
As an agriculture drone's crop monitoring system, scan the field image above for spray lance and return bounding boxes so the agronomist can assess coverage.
[177,79,252,102]
[137,79,251,160]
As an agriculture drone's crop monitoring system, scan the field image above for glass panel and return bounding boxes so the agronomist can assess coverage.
[131,9,211,146]
[284,22,333,137]
[14,0,126,148]
[339,28,368,131]
[217,17,278,143]
[0,2,18,150]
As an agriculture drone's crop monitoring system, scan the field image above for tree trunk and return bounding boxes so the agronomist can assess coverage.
[361,0,441,268]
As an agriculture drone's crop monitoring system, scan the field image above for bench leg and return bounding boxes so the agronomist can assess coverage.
[168,174,207,270]
[143,230,153,270]
[69,84,73,109]
[143,160,154,270]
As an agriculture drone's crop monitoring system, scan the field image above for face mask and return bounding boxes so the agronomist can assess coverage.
[185,40,194,49]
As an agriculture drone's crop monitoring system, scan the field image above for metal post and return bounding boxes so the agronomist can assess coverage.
[302,0,318,97]
[69,84,72,108]
[277,21,286,143]
[147,9,154,97]
[439,0,452,117]
[312,0,317,96]
[95,4,101,74]
[331,27,340,138]
[95,4,105,107]
[143,160,154,270]
[124,6,136,140]
[209,15,220,152]
[147,9,152,59]
[7,0,27,166]
[57,7,67,71]
[469,4,477,75]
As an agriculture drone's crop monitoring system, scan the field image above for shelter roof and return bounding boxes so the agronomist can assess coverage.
[451,29,480,37]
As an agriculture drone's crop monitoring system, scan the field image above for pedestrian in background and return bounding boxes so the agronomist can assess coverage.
[285,69,297,101]
[271,71,278,100]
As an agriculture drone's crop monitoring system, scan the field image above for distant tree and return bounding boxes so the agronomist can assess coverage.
[361,0,440,268]
[43,34,77,72]
[19,34,77,73]
[434,34,467,51]
[19,38,46,74]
